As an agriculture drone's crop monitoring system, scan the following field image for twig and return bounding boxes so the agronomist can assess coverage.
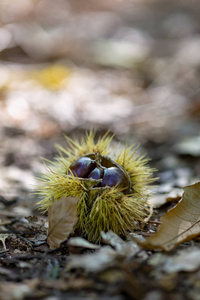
[0,249,9,254]
[0,230,40,235]
[147,220,161,225]
[141,232,155,237]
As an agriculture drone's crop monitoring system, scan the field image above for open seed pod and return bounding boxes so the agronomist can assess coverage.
[37,131,155,243]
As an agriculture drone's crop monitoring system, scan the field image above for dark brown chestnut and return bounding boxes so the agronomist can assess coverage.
[88,167,104,180]
[69,157,96,178]
[101,167,127,189]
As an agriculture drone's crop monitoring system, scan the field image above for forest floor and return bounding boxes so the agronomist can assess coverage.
[0,1,200,299]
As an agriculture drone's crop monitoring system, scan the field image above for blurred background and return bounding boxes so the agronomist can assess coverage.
[0,0,200,210]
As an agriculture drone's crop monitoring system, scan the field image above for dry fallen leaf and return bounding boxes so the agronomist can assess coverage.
[148,247,200,274]
[47,197,78,249]
[138,182,200,251]
[149,188,182,208]
[67,237,101,250]
[64,246,117,274]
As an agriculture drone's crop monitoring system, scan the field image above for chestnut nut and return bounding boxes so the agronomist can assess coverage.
[69,157,96,178]
[88,167,104,180]
[101,167,127,188]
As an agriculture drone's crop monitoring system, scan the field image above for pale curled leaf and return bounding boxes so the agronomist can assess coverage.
[47,197,78,249]
[137,182,200,251]
[68,237,100,250]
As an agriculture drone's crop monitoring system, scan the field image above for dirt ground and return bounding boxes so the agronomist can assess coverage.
[0,0,200,299]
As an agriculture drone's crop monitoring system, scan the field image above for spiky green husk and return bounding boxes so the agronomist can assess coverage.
[36,131,155,243]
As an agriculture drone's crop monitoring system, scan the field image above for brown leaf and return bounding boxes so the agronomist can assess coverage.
[138,182,200,251]
[47,197,78,249]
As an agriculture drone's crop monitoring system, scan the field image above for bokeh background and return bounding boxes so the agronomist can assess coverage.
[0,0,200,209]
